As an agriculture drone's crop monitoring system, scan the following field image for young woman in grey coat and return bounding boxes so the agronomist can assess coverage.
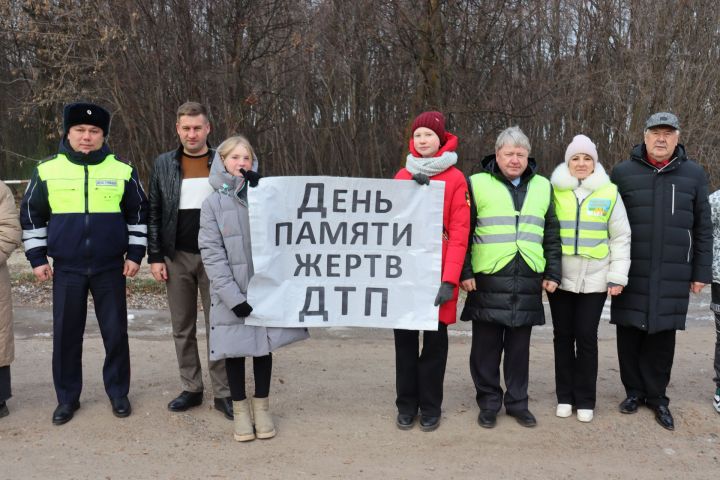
[199,135,308,442]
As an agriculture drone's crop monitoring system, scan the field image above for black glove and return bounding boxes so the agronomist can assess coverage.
[434,282,455,307]
[411,173,430,185]
[240,168,262,187]
[231,302,253,318]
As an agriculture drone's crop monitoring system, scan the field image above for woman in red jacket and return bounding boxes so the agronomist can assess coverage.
[393,111,470,431]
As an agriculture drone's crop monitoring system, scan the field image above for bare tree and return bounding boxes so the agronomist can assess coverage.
[1,0,720,187]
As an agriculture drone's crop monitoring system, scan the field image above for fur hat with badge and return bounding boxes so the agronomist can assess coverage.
[63,102,111,137]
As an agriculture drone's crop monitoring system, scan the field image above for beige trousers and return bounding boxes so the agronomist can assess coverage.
[166,251,229,397]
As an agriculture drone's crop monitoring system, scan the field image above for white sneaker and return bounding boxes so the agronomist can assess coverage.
[577,409,594,422]
[555,404,572,418]
[713,389,720,414]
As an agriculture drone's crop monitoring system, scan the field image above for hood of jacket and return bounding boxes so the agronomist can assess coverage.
[208,151,259,200]
[550,161,610,192]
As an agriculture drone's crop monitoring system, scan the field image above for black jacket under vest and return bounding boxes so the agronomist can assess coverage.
[460,155,562,328]
[610,143,712,333]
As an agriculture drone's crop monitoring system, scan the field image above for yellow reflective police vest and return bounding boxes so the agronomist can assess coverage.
[469,172,551,274]
[37,154,131,214]
[553,183,617,259]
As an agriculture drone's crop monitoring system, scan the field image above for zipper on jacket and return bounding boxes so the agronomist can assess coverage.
[509,182,520,325]
[84,165,92,274]
[512,253,519,326]
[574,196,581,255]
[671,184,676,215]
[687,230,692,263]
[84,165,89,213]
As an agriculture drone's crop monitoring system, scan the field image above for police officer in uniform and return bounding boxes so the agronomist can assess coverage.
[20,102,148,425]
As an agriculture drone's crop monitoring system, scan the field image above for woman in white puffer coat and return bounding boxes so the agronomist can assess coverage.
[547,134,631,423]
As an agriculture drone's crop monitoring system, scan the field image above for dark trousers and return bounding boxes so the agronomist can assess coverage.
[394,323,448,417]
[225,354,272,401]
[616,324,676,407]
[52,268,130,404]
[711,283,720,388]
[547,289,607,409]
[470,321,532,413]
[0,366,10,402]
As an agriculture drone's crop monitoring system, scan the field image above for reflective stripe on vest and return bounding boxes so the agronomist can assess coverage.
[37,154,131,214]
[553,183,617,259]
[469,172,551,274]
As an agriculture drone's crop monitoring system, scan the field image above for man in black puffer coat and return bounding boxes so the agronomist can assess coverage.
[610,112,712,431]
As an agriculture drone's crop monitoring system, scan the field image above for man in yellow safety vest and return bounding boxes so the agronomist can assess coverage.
[460,126,562,429]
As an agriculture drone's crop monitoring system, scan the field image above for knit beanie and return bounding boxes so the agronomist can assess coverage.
[63,102,111,137]
[564,134,598,164]
[411,111,446,146]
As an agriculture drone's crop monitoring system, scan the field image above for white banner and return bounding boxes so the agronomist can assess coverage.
[245,176,444,329]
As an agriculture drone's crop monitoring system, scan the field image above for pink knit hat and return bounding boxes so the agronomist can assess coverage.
[564,134,598,164]
[411,111,446,145]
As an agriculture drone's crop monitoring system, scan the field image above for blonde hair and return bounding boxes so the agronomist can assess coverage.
[217,135,256,163]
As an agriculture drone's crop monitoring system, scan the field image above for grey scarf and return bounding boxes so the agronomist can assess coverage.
[405,151,458,177]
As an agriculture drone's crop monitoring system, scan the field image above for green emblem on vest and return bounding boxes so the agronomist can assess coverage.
[586,198,611,217]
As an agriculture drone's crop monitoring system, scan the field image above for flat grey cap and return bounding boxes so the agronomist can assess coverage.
[645,112,679,130]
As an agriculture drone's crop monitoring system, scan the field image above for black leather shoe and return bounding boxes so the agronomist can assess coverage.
[419,415,440,432]
[619,396,643,414]
[213,397,233,420]
[508,409,537,427]
[396,413,416,430]
[477,409,497,429]
[168,391,203,412]
[111,396,132,418]
[0,401,8,418]
[52,401,80,426]
[651,405,675,431]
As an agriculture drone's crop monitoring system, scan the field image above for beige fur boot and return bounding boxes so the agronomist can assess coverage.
[251,397,276,439]
[232,400,255,442]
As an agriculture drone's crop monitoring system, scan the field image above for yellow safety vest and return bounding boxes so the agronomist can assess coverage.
[553,183,617,259]
[469,172,551,274]
[37,154,132,214]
